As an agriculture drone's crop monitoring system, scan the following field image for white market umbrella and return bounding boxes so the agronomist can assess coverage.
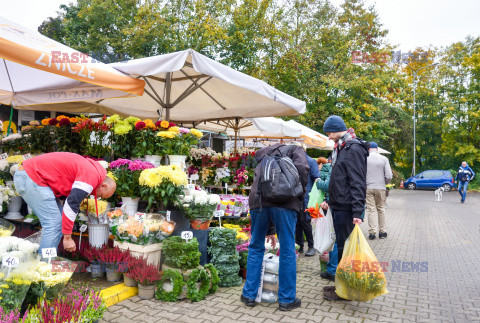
[24,49,306,121]
[0,16,144,108]
[284,120,329,149]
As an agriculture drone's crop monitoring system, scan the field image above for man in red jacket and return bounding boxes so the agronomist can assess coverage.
[14,152,116,253]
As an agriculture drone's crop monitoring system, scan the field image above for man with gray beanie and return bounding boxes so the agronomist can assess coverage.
[366,142,392,240]
[320,115,369,301]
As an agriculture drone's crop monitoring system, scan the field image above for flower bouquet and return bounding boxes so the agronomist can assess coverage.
[180,189,220,229]
[0,272,31,314]
[139,165,188,212]
[109,159,154,199]
[79,198,109,224]
[0,219,15,237]
[111,213,175,245]
[0,236,39,262]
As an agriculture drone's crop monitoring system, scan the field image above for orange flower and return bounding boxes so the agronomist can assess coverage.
[160,120,169,128]
[69,117,78,123]
[305,204,323,218]
[56,115,68,120]
[144,119,156,130]
[41,118,50,126]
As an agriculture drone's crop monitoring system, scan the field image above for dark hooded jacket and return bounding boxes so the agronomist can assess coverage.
[328,138,369,219]
[249,143,310,214]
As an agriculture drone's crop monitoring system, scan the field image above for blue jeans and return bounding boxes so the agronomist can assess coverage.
[14,170,64,252]
[242,207,297,304]
[326,243,338,276]
[458,181,469,202]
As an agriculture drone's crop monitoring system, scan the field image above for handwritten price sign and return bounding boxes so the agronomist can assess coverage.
[2,256,19,268]
[42,247,57,260]
[181,231,193,243]
[135,212,146,222]
[0,153,8,160]
[214,210,225,227]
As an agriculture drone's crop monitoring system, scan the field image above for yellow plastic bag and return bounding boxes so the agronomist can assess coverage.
[335,225,388,302]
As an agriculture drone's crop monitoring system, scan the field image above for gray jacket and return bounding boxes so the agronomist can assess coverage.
[366,151,393,190]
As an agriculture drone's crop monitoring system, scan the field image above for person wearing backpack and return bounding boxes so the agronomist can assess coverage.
[320,116,369,301]
[455,161,475,203]
[241,143,309,311]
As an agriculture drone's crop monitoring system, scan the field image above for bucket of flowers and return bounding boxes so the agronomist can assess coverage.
[180,188,220,230]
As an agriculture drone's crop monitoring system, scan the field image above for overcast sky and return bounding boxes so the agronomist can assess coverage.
[2,0,479,51]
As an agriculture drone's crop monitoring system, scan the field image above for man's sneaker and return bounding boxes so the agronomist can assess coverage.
[368,234,376,240]
[279,298,301,311]
[320,272,335,281]
[461,200,465,203]
[298,247,304,253]
[323,285,335,292]
[240,294,256,307]
[305,248,316,257]
[379,232,387,239]
[323,290,350,301]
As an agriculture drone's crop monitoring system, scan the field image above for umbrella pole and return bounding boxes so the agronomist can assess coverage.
[6,105,13,136]
[234,129,238,153]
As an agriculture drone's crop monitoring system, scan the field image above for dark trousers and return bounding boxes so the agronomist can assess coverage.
[295,212,314,249]
[331,209,355,263]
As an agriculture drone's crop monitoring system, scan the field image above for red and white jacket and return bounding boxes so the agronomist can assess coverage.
[23,152,107,234]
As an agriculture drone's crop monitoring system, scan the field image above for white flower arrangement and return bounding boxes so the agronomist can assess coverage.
[0,236,40,263]
[180,188,221,221]
[1,133,21,142]
[190,147,217,160]
[215,167,231,184]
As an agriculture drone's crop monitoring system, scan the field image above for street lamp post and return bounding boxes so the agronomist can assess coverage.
[405,62,438,176]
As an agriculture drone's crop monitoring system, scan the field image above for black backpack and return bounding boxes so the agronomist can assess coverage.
[257,147,303,203]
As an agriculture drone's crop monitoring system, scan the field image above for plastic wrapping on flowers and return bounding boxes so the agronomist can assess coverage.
[179,188,220,221]
[110,212,175,245]
[208,228,242,287]
[0,219,15,238]
[0,271,31,314]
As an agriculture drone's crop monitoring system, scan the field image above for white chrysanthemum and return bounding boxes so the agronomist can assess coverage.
[208,194,221,205]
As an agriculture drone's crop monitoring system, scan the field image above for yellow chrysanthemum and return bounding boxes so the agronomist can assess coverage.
[160,120,170,128]
[157,131,176,139]
[190,128,203,138]
[139,166,188,188]
[7,155,23,164]
[106,114,121,125]
[125,116,140,125]
[169,126,180,133]
[107,171,117,181]
[0,284,8,289]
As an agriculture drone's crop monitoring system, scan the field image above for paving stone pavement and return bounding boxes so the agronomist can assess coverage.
[102,190,480,323]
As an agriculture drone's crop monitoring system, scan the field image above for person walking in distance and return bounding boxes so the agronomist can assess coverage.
[320,116,369,301]
[455,161,475,203]
[366,142,393,240]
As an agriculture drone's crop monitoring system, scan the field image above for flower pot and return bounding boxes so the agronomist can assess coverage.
[239,268,247,279]
[124,275,138,287]
[190,219,211,230]
[4,196,24,220]
[145,155,162,167]
[88,223,109,248]
[138,284,155,300]
[90,263,104,278]
[168,155,187,172]
[106,271,122,282]
[121,197,140,216]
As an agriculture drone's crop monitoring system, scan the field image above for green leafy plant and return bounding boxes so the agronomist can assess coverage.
[162,236,201,270]
[208,228,242,287]
[186,267,210,302]
[155,268,184,302]
[204,263,219,294]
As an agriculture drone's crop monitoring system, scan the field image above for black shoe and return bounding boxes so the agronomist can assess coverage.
[240,294,256,307]
[323,285,336,292]
[298,247,304,253]
[461,200,465,203]
[379,232,387,239]
[320,272,335,282]
[323,290,349,301]
[278,298,301,311]
[368,234,376,240]
[305,248,316,257]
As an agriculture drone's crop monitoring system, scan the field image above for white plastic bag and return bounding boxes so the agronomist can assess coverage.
[312,209,335,254]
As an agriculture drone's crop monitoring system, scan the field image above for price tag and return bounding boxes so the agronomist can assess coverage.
[181,231,193,243]
[79,224,88,232]
[190,174,199,181]
[187,184,196,190]
[214,210,224,228]
[2,256,19,268]
[135,212,146,222]
[78,224,88,250]
[0,153,7,160]
[22,153,32,160]
[166,210,171,222]
[42,248,57,263]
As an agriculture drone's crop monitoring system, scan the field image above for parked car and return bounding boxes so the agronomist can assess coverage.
[404,170,456,191]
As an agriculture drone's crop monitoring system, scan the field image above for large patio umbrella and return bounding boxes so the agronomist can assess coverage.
[188,117,301,151]
[18,49,306,121]
[0,16,144,108]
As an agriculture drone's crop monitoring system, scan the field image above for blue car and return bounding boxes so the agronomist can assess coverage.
[405,170,456,191]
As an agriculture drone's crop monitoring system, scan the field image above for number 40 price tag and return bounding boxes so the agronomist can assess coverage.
[2,256,19,276]
[181,231,193,243]
[42,248,57,263]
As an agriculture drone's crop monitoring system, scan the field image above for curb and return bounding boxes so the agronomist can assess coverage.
[100,283,138,307]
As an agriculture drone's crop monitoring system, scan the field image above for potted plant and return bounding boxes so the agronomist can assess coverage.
[132,120,159,164]
[97,246,130,282]
[180,189,220,230]
[138,165,188,212]
[123,255,147,287]
[237,241,249,279]
[109,159,154,215]
[82,246,104,278]
[106,114,140,159]
[126,264,162,299]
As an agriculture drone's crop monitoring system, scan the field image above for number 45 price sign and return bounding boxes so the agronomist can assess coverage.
[181,231,193,243]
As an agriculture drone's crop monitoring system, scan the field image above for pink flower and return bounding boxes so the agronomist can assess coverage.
[179,127,190,134]
[128,160,154,171]
[110,159,132,168]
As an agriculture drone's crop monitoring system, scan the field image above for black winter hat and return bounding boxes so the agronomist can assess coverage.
[323,115,347,133]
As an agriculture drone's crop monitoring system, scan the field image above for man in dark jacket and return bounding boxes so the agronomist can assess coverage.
[455,161,475,203]
[241,143,309,311]
[321,116,369,301]
[296,145,321,257]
